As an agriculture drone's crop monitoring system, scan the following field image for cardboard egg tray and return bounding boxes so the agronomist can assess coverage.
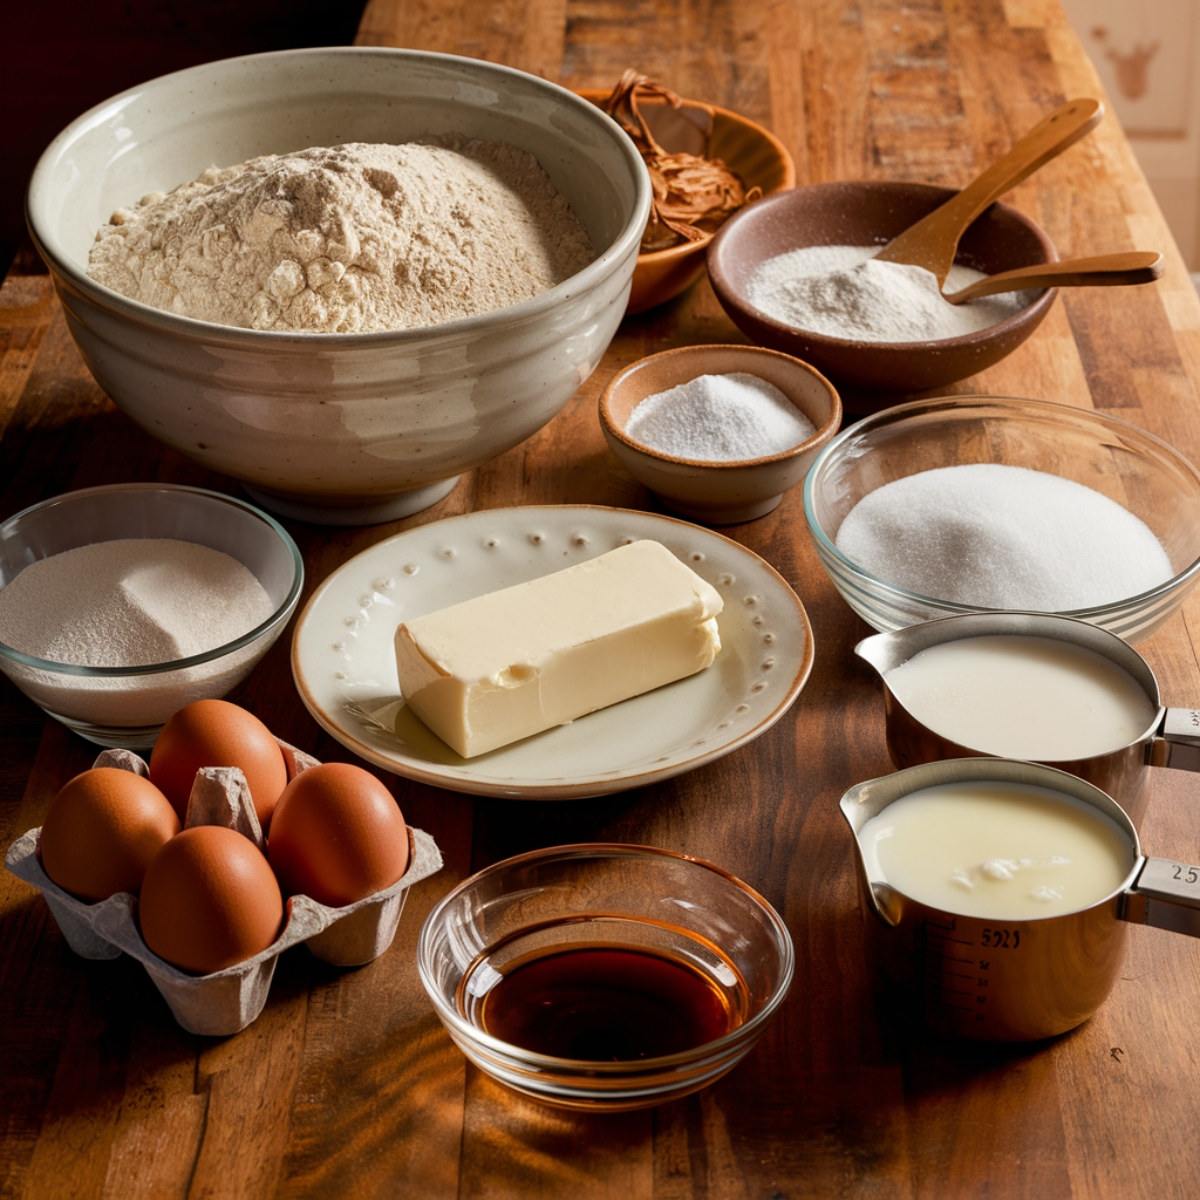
[4,741,443,1037]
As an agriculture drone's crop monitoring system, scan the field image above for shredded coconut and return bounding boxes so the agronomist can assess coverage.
[0,539,274,667]
[87,139,595,333]
[834,464,1174,610]
[748,245,1036,343]
[625,372,816,461]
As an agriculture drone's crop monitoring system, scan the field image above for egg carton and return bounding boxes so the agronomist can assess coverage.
[4,741,443,1037]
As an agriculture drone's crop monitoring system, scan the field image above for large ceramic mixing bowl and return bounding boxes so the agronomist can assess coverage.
[26,48,652,525]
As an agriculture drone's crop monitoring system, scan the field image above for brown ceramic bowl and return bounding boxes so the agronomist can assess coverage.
[599,344,841,524]
[579,91,795,314]
[706,181,1059,394]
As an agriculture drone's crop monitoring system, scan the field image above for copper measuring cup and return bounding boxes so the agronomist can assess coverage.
[855,612,1200,830]
[840,757,1200,1041]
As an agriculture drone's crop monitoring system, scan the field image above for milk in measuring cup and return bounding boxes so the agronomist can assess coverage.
[884,634,1158,761]
[859,780,1135,920]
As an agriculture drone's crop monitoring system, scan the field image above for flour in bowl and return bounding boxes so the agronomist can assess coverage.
[748,245,1035,343]
[87,139,596,333]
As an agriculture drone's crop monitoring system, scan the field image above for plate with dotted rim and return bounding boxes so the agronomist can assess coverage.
[291,506,813,799]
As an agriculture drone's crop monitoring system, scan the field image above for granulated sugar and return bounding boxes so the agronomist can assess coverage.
[625,373,816,461]
[0,539,274,666]
[835,464,1173,610]
[88,139,595,333]
[748,245,1034,343]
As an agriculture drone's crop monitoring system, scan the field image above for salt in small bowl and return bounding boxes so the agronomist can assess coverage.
[599,344,842,524]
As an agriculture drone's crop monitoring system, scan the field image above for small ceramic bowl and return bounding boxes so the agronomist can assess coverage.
[417,843,794,1111]
[27,50,651,525]
[0,484,303,748]
[578,90,795,313]
[599,344,841,523]
[706,181,1059,394]
[803,395,1200,642]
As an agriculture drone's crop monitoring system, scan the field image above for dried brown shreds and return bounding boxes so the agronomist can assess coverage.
[602,70,762,254]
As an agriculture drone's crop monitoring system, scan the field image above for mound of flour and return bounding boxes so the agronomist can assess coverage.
[748,245,1033,343]
[87,139,596,333]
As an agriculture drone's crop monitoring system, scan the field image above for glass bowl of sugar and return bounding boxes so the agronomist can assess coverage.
[803,395,1200,642]
[0,484,303,747]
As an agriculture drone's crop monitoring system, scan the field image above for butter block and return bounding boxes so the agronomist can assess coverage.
[394,540,723,757]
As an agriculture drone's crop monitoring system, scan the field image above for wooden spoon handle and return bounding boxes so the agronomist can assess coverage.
[875,98,1104,282]
[943,251,1164,304]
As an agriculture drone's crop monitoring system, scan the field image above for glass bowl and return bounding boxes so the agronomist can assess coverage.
[0,484,303,747]
[803,395,1200,642]
[417,844,794,1111]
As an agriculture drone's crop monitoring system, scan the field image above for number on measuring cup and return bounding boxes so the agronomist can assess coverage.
[980,927,1021,949]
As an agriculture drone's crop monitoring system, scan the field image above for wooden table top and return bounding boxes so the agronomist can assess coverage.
[4,1,1200,1196]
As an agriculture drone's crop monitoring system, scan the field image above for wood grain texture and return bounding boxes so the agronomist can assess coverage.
[3,1,1200,1197]
[356,0,568,80]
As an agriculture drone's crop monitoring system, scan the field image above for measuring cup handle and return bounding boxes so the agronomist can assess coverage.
[1122,857,1200,936]
[1153,709,1200,771]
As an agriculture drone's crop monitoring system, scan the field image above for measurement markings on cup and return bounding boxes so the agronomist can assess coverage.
[922,917,987,1021]
[921,917,1028,1026]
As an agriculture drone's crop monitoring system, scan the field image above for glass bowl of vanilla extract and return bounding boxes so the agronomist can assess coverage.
[416,843,794,1111]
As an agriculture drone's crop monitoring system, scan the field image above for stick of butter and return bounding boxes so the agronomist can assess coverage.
[394,540,723,757]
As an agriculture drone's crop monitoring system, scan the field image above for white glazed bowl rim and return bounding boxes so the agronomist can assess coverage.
[802,394,1200,621]
[26,45,653,346]
[0,483,304,678]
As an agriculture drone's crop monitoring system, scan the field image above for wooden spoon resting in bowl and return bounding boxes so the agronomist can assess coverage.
[943,251,1164,304]
[875,98,1104,284]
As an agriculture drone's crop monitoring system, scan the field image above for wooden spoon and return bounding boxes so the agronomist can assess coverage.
[943,251,1164,304]
[874,98,1104,284]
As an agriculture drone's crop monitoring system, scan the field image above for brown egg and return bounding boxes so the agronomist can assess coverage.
[39,768,181,902]
[268,763,409,907]
[149,699,288,829]
[139,825,284,975]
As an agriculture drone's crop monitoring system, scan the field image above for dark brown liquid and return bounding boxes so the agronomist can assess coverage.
[477,946,735,1061]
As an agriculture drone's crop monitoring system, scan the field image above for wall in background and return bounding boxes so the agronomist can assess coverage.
[0,0,367,278]
[1061,0,1199,266]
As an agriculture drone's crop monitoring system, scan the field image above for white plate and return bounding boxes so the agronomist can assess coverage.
[291,506,813,799]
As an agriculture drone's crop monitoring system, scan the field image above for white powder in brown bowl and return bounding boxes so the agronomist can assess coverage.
[86,139,596,333]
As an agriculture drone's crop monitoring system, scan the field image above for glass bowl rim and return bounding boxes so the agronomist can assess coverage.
[0,483,304,678]
[416,841,795,1075]
[801,394,1200,617]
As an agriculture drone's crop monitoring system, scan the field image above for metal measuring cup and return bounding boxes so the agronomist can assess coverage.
[855,612,1200,830]
[841,757,1200,1041]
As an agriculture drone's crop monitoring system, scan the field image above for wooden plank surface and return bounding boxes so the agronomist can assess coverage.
[4,1,1200,1197]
